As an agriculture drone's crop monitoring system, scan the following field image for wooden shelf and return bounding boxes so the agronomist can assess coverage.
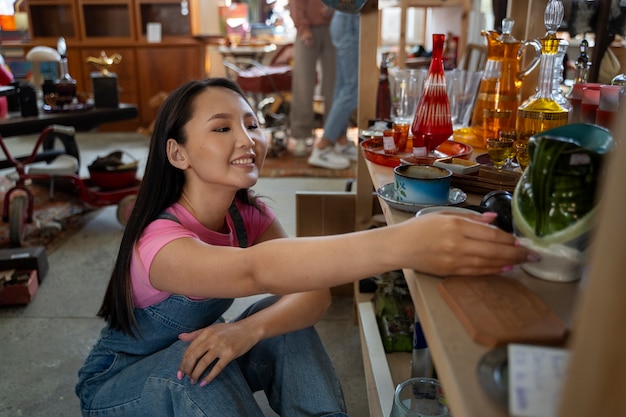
[355,286,411,417]
[357,158,580,417]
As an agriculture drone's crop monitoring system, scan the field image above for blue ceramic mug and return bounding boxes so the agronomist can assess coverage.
[394,164,452,205]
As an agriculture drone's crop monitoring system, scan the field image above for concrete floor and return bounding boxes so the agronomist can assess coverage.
[0,132,367,417]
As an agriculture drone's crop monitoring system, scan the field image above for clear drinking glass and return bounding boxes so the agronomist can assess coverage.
[390,377,451,417]
[391,68,425,124]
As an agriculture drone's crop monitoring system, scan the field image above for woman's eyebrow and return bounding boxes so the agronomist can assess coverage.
[207,112,231,121]
[207,111,255,122]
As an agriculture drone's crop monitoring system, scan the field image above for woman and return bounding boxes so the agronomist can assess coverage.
[76,78,538,416]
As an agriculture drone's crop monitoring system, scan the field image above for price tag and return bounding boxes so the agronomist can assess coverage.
[508,344,570,417]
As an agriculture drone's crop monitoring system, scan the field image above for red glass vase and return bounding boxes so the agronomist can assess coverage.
[411,33,453,155]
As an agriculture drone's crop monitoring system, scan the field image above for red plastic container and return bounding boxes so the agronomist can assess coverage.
[88,166,137,190]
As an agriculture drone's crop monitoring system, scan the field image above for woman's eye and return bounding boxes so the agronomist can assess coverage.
[247,123,259,130]
[214,126,230,133]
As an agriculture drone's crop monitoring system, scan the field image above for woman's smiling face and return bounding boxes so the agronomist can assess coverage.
[178,86,268,191]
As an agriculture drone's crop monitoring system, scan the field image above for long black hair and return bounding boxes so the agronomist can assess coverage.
[98,78,258,335]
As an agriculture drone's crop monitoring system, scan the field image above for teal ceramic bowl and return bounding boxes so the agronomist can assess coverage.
[394,164,452,205]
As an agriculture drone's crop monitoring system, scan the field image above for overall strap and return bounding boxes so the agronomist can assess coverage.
[157,204,248,248]
[228,203,248,248]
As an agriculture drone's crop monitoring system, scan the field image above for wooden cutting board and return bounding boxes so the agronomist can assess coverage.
[438,276,568,347]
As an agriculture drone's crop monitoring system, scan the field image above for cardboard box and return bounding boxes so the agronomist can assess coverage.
[0,246,48,283]
[0,270,38,305]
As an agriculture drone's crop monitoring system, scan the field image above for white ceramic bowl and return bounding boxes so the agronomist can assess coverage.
[415,206,480,217]
[517,238,585,282]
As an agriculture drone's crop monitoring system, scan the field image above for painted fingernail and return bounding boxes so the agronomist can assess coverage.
[200,380,207,387]
[177,371,183,380]
[501,265,514,273]
[190,379,196,385]
[528,253,542,262]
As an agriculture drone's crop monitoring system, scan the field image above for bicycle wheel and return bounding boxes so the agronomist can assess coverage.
[9,194,29,247]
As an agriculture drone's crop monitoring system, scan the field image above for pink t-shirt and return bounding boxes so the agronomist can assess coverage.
[130,200,275,308]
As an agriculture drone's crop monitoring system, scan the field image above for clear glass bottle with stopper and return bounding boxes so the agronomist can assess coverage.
[573,39,591,86]
[516,0,569,138]
[55,37,77,107]
[567,39,594,123]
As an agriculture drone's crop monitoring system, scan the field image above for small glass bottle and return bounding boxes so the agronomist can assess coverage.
[516,0,569,138]
[573,39,591,86]
[566,38,591,123]
[375,55,391,121]
[55,37,77,107]
[411,34,452,156]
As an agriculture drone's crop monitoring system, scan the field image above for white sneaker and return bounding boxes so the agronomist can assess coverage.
[292,138,309,157]
[335,142,358,162]
[308,146,351,170]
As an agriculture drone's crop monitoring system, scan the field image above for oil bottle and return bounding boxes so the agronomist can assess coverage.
[516,0,569,138]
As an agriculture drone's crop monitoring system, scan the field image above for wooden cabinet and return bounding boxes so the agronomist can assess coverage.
[27,0,80,42]
[135,45,204,123]
[26,0,188,42]
[23,0,206,131]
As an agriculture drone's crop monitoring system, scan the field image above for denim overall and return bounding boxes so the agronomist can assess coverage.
[76,207,348,417]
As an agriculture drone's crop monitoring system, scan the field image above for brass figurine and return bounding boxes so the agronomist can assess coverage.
[86,51,122,76]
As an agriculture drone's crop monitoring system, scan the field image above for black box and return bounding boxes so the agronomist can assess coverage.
[91,72,119,108]
[0,246,48,283]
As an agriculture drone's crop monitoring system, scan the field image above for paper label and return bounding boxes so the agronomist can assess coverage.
[383,135,395,152]
[413,146,427,157]
[508,344,570,417]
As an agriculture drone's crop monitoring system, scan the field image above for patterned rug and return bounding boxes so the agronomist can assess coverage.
[0,177,98,253]
[260,127,358,178]
[260,152,356,178]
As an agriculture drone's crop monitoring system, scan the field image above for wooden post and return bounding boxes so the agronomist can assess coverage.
[355,0,379,232]
[556,95,626,417]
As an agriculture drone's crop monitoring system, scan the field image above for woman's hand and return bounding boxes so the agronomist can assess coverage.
[396,212,539,277]
[177,321,261,386]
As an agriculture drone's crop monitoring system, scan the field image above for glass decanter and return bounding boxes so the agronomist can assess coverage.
[470,18,540,146]
[516,0,569,138]
[55,37,77,106]
[411,33,452,157]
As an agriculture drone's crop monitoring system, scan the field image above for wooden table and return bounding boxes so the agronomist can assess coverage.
[358,157,581,417]
[0,103,138,138]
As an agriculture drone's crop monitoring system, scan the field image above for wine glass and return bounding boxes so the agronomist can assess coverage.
[515,141,530,171]
[486,137,515,169]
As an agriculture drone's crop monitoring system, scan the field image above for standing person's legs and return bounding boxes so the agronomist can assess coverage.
[309,12,359,169]
[290,35,319,155]
[317,25,336,125]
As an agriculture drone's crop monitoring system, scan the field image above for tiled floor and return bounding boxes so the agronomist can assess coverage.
[0,132,367,417]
